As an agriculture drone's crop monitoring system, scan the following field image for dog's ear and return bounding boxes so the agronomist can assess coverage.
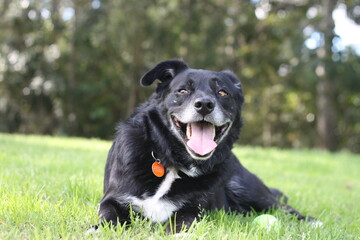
[140,59,189,86]
[221,70,245,107]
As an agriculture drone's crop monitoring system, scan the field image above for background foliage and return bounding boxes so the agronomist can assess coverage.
[0,0,359,152]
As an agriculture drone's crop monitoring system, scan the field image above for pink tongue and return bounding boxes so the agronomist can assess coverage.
[187,122,217,156]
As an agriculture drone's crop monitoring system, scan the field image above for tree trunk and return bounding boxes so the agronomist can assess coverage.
[316,0,338,151]
[126,4,146,117]
[316,80,337,151]
[262,88,272,147]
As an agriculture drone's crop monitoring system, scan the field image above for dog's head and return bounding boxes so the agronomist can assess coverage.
[141,59,244,160]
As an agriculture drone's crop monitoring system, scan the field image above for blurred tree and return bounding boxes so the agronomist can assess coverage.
[288,0,360,152]
[315,0,338,151]
[0,0,359,152]
[0,0,61,134]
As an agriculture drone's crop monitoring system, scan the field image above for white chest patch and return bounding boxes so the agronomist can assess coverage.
[181,165,201,177]
[128,168,181,223]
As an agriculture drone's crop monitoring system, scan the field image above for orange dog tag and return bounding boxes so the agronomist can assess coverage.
[152,162,165,177]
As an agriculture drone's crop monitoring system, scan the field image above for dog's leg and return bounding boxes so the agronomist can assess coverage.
[269,189,318,222]
[166,206,200,233]
[269,187,289,203]
[226,163,317,222]
[98,198,131,227]
[279,202,324,228]
[279,203,315,221]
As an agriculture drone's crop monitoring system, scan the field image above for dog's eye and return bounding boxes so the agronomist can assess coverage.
[218,90,228,97]
[178,89,189,94]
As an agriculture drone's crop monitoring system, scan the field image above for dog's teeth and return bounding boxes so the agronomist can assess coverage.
[173,117,181,128]
[186,124,191,138]
[212,126,216,139]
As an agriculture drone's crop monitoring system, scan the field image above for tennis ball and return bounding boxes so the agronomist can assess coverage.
[252,214,280,231]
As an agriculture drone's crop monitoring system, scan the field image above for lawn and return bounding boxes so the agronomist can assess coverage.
[0,133,359,239]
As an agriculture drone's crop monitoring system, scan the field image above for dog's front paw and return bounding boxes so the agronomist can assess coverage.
[309,220,323,228]
[85,225,100,235]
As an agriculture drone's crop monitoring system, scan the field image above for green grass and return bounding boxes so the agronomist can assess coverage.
[0,133,359,239]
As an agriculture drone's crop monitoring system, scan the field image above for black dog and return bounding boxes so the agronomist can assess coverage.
[98,59,314,231]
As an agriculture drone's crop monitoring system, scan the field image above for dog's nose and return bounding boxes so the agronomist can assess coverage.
[194,98,215,115]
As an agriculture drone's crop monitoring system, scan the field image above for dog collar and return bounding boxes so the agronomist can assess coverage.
[151,151,165,177]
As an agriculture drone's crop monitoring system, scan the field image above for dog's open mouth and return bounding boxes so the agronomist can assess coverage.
[172,116,230,157]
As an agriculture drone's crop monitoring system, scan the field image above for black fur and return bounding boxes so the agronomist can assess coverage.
[98,59,314,231]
